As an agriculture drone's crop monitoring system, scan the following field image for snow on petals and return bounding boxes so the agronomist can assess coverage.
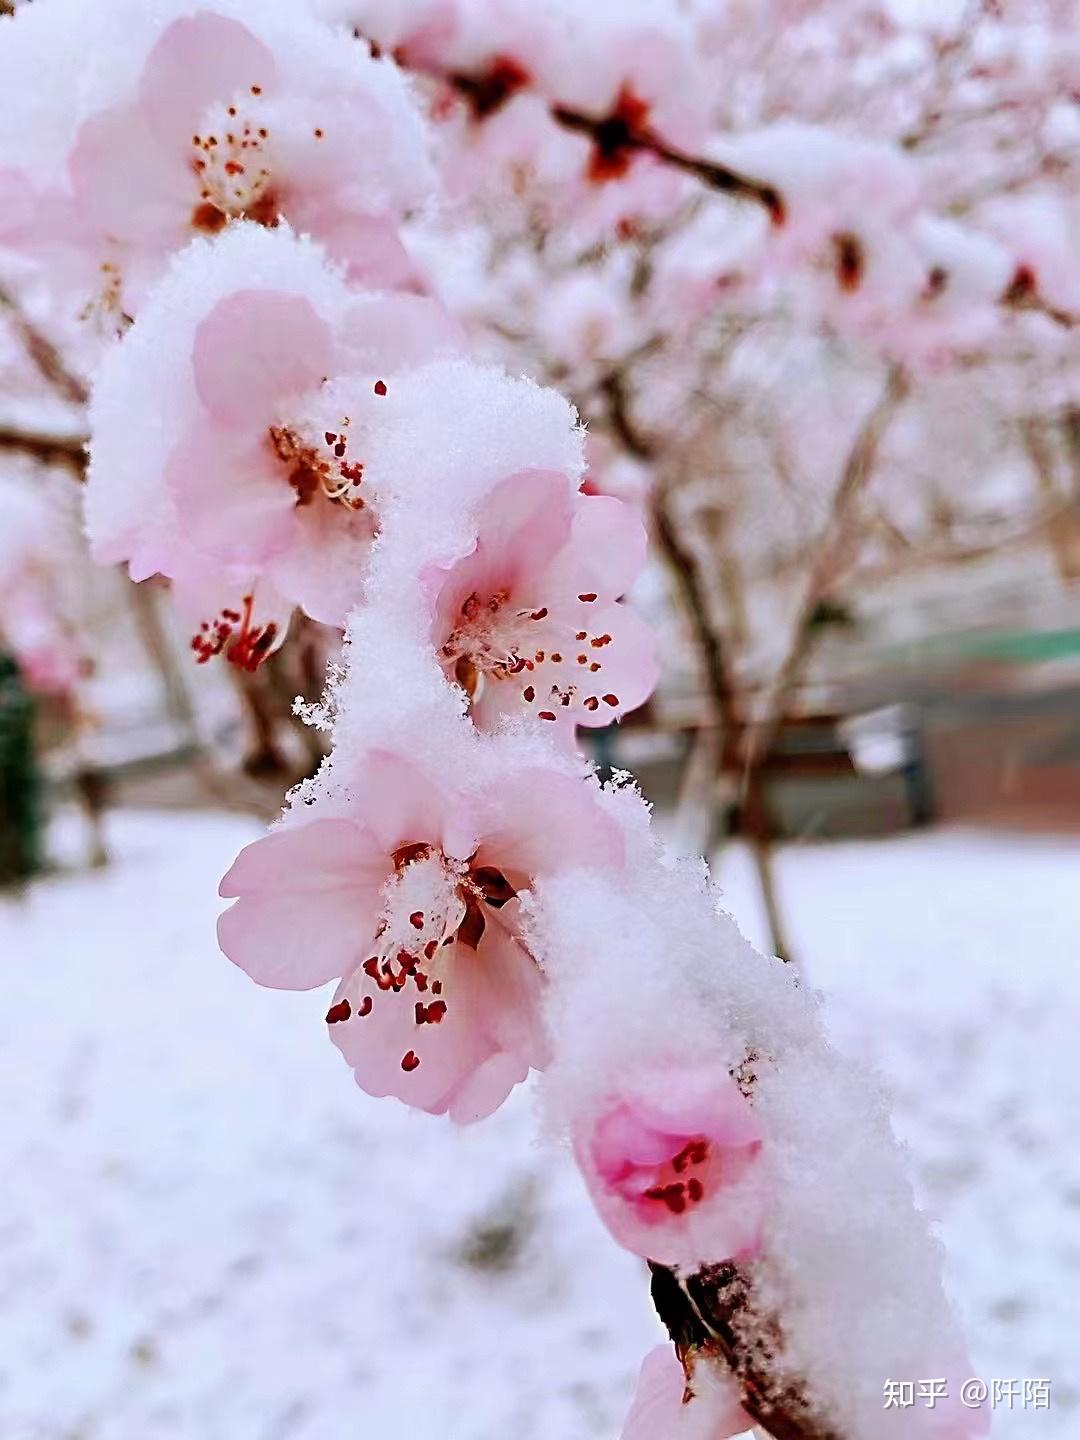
[1,0,433,323]
[426,469,657,735]
[217,748,624,1122]
[86,224,460,663]
[621,1345,749,1440]
[573,1060,766,1267]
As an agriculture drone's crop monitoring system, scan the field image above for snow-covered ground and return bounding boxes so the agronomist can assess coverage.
[1,810,1076,1439]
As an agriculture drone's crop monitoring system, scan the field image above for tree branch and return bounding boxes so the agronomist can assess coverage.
[382,42,1078,332]
[0,424,87,475]
[650,1261,844,1440]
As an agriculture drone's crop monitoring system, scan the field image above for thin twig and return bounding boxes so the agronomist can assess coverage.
[0,286,90,409]
[0,424,87,475]
[390,44,1079,331]
[746,365,910,773]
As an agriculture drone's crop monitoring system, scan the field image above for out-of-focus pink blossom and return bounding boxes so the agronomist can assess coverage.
[396,0,706,233]
[426,470,657,735]
[621,1345,748,1440]
[573,1061,765,1267]
[218,749,623,1121]
[3,597,84,697]
[10,8,431,321]
[580,433,649,510]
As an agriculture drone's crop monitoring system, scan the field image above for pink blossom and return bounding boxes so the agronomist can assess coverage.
[18,8,430,321]
[218,749,624,1121]
[86,227,462,667]
[426,470,657,735]
[573,1062,765,1267]
[621,1345,748,1440]
[170,287,456,637]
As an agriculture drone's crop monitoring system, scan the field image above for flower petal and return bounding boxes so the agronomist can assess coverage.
[193,289,333,426]
[265,496,375,626]
[218,818,387,990]
[544,492,649,603]
[474,769,623,883]
[341,291,465,374]
[69,105,191,245]
[328,937,529,1119]
[572,602,659,728]
[166,422,297,565]
[139,14,278,147]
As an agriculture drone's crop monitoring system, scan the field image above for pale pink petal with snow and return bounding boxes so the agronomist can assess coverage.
[137,14,278,147]
[473,768,623,881]
[575,1062,766,1267]
[166,424,297,567]
[341,292,465,374]
[68,105,191,247]
[192,290,335,426]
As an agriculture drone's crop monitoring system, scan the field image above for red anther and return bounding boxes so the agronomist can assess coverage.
[645,1182,688,1214]
[833,231,864,293]
[459,54,532,122]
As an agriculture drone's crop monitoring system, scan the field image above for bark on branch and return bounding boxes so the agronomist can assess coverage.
[650,1261,844,1440]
